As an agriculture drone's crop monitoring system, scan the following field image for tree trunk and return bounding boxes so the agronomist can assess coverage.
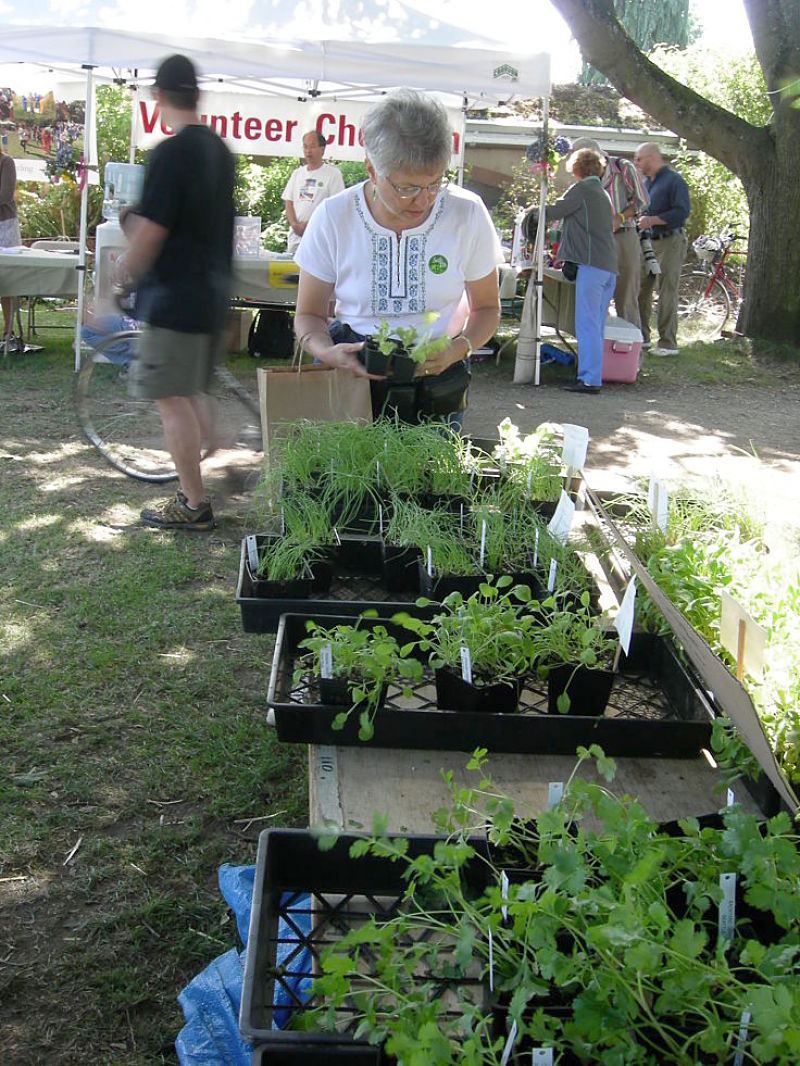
[737,115,800,341]
[549,0,800,344]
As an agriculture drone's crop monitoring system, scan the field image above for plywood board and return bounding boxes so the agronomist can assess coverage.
[309,746,759,833]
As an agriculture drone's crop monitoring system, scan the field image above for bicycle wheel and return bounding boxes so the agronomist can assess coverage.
[678,272,731,339]
[75,331,179,482]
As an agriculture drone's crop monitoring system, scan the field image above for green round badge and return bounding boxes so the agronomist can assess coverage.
[428,254,448,274]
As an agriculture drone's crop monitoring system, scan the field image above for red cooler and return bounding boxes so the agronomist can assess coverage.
[602,317,643,382]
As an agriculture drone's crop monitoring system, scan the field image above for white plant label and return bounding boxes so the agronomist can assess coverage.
[479,519,487,569]
[613,577,637,656]
[427,545,433,577]
[719,871,736,943]
[720,591,766,679]
[379,504,383,535]
[548,781,563,809]
[376,459,380,481]
[727,788,735,807]
[533,528,539,568]
[648,475,668,532]
[333,527,341,546]
[459,503,465,533]
[561,423,589,470]
[547,490,575,544]
[532,1052,554,1066]
[526,468,533,499]
[280,506,286,536]
[733,1010,751,1066]
[319,644,333,680]
[488,926,494,992]
[499,1019,517,1066]
[547,558,558,593]
[500,870,509,922]
[245,534,259,573]
[460,646,473,684]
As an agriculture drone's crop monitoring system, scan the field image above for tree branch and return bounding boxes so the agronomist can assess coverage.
[549,0,771,176]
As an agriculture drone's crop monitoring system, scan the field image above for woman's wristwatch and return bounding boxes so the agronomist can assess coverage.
[452,333,474,359]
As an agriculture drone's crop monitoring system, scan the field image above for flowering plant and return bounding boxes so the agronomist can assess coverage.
[525,133,572,176]
[46,145,85,189]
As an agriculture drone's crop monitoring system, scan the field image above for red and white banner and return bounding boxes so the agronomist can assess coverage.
[133,91,463,164]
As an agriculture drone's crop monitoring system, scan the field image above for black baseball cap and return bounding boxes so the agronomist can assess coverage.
[154,54,198,92]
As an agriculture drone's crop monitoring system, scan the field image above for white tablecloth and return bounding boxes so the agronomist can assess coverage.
[0,247,82,298]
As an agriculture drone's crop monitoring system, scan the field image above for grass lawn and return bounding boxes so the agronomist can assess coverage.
[1,313,306,1064]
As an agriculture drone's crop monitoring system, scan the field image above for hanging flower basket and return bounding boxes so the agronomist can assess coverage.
[525,134,572,179]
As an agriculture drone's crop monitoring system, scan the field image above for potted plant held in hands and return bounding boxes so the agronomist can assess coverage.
[293,616,423,741]
[399,577,538,713]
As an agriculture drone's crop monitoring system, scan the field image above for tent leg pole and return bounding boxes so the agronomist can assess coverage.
[74,64,95,373]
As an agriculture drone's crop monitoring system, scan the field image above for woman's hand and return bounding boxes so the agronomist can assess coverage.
[316,341,378,378]
[418,338,466,378]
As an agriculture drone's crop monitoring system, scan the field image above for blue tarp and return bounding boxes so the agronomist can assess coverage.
[176,864,313,1065]
[175,865,255,1066]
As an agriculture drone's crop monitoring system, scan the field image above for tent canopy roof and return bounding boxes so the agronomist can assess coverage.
[2,26,550,102]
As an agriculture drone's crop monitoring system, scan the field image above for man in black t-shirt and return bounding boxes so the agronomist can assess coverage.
[121,54,234,531]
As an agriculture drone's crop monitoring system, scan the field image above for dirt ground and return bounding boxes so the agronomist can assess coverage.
[457,353,800,549]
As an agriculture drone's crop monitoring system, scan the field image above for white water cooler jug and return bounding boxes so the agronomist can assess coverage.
[94,162,144,311]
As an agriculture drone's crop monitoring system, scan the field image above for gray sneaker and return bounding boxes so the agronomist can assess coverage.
[650,346,679,357]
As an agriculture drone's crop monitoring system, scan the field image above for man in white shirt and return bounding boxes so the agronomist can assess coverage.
[282,130,345,256]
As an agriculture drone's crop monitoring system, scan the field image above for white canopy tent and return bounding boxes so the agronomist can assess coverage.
[2,16,551,379]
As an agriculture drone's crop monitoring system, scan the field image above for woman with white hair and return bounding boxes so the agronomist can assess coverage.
[293,88,503,425]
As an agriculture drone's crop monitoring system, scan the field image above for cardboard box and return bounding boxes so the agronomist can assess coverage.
[602,317,643,383]
[227,308,254,353]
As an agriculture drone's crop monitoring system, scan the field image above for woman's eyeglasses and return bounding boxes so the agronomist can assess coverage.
[384,176,449,200]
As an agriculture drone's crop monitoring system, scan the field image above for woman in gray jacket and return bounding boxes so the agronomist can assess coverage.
[525,148,618,394]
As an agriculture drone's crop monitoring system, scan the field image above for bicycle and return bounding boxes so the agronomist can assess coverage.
[75,329,263,482]
[677,227,746,337]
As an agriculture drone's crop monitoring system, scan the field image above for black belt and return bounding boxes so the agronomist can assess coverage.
[650,230,684,240]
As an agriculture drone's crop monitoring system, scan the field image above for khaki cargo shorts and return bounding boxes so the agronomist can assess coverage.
[128,325,225,400]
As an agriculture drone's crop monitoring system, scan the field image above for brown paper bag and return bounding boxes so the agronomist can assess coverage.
[257,362,372,468]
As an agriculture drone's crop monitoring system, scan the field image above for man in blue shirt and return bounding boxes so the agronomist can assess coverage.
[635,143,690,356]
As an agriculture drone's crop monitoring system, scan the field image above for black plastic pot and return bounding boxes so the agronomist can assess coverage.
[417,491,471,515]
[310,549,337,594]
[381,542,422,593]
[417,558,485,600]
[319,675,388,711]
[546,663,614,716]
[248,554,314,600]
[435,667,521,714]
[390,352,417,383]
[359,340,391,376]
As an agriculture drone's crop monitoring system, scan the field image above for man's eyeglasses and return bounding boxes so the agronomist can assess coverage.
[384,176,449,200]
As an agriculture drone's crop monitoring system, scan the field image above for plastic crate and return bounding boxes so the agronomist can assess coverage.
[240,829,489,1050]
[267,614,714,756]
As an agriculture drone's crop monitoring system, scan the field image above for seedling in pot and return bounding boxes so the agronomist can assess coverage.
[532,590,618,713]
[294,617,423,741]
[398,578,540,712]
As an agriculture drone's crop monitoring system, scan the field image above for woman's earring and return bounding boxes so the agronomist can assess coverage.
[372,184,376,201]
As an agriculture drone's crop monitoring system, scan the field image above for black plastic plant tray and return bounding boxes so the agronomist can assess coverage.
[240,829,489,1050]
[267,615,714,756]
[251,1045,382,1064]
[237,536,424,634]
